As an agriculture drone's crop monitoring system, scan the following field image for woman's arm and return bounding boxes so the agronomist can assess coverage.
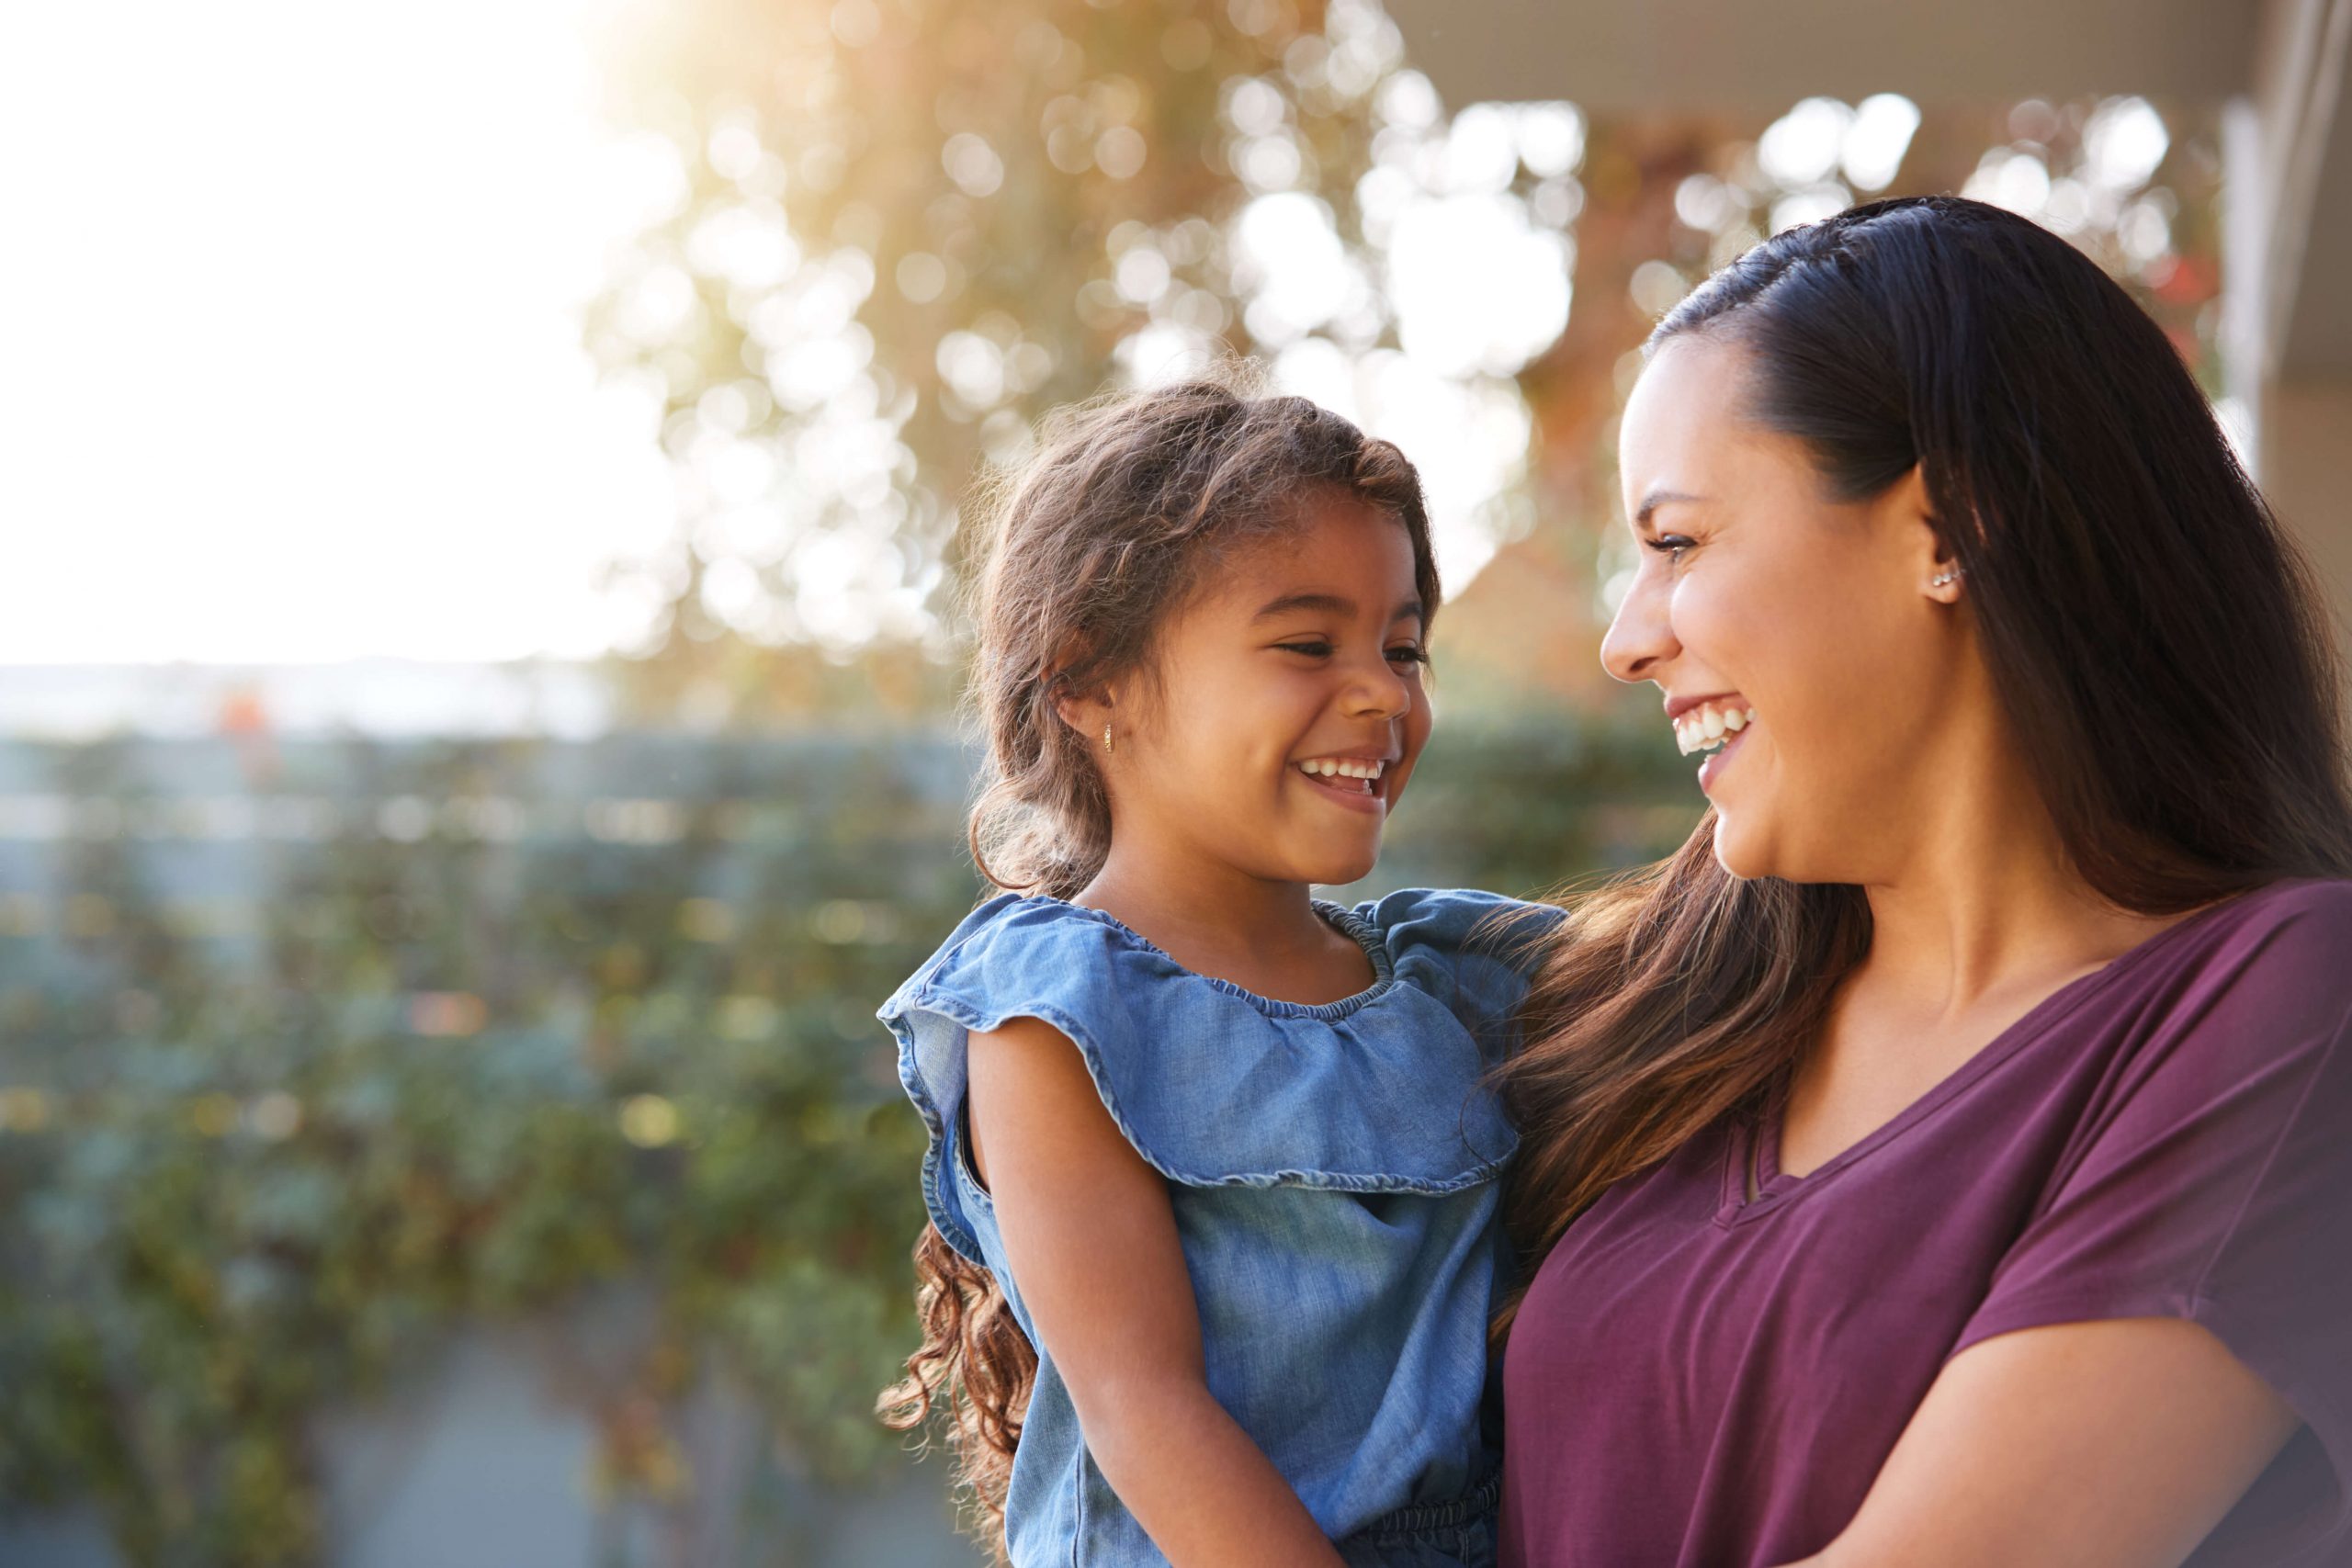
[1781,1316,2300,1568]
[967,1014,1347,1568]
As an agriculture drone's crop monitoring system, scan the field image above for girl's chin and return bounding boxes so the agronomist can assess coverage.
[1292,837,1382,887]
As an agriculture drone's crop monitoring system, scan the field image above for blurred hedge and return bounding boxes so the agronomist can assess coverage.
[0,721,1695,1563]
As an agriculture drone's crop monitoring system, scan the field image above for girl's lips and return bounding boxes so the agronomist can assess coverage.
[1295,766,1387,815]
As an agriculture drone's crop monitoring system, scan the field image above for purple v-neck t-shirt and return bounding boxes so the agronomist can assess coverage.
[1501,877,2352,1567]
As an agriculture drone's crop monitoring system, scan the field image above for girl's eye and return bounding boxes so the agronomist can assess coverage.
[1645,534,1696,561]
[1274,641,1430,667]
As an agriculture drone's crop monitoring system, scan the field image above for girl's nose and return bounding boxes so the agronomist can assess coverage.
[1345,651,1414,720]
[1600,570,1678,685]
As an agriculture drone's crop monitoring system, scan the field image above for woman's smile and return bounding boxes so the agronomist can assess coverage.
[1696,725,1750,794]
[1666,694,1758,792]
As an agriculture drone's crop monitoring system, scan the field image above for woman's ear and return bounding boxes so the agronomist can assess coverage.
[1883,463,1963,602]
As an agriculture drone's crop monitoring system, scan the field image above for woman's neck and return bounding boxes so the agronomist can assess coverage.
[1855,753,2177,1014]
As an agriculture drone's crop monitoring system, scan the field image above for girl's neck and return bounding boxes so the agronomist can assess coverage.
[1075,852,1336,980]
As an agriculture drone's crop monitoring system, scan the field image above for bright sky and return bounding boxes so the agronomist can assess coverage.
[0,0,676,663]
[0,0,1595,668]
[0,3,1930,671]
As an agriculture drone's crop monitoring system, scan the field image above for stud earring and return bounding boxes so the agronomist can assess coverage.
[1102,722,1114,754]
[1932,567,1963,588]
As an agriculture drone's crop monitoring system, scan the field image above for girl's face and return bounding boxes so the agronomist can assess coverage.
[1089,493,1433,890]
[1603,334,1971,883]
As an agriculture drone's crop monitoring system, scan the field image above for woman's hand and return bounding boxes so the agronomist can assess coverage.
[967,1015,1348,1568]
[1780,1316,2299,1568]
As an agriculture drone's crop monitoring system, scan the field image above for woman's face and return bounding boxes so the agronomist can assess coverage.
[1080,492,1434,890]
[1603,334,1971,883]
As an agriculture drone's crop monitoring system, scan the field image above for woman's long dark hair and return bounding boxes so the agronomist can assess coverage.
[1498,196,2352,1307]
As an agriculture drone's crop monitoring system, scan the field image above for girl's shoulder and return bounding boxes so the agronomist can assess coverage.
[876,888,1533,1203]
[1341,886,1567,1028]
[1342,885,1567,964]
[878,886,1566,1031]
[876,891,1226,1036]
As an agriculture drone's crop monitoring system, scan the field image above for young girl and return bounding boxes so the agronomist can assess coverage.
[875,378,1560,1567]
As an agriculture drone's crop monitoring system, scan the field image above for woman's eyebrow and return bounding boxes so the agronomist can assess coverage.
[1250,592,1425,624]
[1634,490,1708,529]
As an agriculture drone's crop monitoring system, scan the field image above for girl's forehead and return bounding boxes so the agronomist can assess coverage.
[1197,509,1419,613]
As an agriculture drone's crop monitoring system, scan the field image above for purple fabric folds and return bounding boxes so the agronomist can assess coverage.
[1501,878,2352,1568]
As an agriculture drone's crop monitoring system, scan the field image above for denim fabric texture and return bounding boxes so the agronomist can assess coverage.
[877,886,1562,1567]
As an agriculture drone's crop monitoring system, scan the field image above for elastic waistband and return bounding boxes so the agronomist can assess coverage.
[1357,1470,1501,1540]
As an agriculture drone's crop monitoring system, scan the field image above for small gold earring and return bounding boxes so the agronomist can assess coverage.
[1102,722,1114,754]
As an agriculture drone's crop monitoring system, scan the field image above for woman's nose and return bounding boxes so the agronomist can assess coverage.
[1600,570,1677,685]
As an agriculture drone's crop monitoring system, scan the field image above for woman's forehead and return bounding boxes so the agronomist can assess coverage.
[1621,340,1805,509]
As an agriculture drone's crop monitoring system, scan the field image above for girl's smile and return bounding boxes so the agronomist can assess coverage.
[1292,751,1396,811]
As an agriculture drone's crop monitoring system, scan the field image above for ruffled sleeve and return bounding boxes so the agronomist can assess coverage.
[876,892,1526,1266]
[1349,886,1567,1058]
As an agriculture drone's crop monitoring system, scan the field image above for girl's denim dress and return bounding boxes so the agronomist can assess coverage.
[877,886,1562,1567]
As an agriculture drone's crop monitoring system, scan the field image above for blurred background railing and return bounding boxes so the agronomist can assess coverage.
[0,727,1691,1563]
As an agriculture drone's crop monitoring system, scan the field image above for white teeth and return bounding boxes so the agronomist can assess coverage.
[1300,758,1384,779]
[1672,705,1757,756]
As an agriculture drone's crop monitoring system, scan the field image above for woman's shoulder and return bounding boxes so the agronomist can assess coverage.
[2113,875,2352,1063]
[2159,875,2352,979]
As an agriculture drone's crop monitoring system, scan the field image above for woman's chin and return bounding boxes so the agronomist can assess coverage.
[1709,816,1771,882]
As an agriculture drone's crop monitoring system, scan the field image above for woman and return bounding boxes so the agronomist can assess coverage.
[1498,196,2352,1567]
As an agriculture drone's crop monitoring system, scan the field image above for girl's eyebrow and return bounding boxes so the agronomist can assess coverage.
[1250,592,1425,625]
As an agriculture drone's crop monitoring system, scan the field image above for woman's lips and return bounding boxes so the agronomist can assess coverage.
[1698,724,1751,793]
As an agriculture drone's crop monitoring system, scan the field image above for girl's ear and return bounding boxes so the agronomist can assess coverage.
[1046,667,1113,740]
[1051,691,1105,737]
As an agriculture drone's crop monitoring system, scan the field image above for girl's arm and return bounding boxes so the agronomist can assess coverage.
[1778,1316,2299,1568]
[967,1014,1348,1568]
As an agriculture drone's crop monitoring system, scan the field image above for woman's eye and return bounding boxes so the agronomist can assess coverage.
[1386,644,1430,667]
[1645,534,1696,561]
[1276,641,1334,658]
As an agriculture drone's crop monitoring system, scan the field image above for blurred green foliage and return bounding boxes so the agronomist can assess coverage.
[0,722,1696,1564]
